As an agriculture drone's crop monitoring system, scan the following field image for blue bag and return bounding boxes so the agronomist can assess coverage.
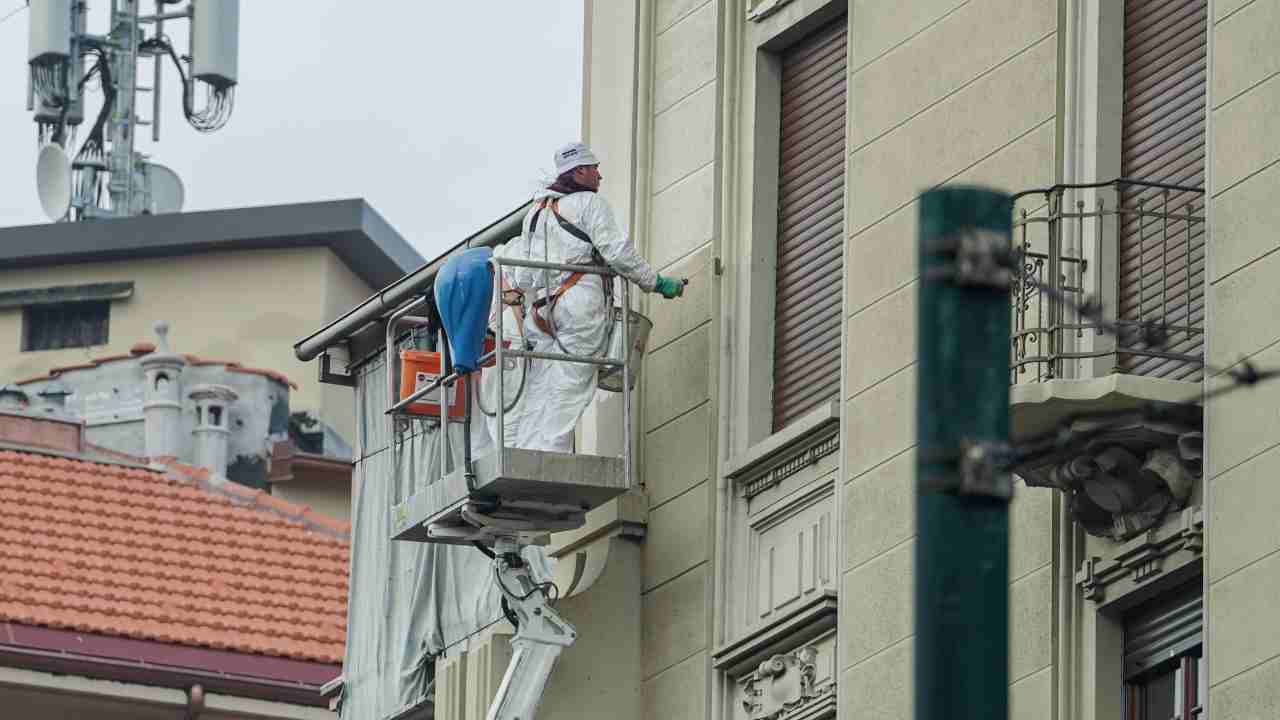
[434,247,494,373]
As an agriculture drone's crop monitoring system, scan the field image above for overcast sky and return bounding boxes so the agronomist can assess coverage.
[0,1,584,261]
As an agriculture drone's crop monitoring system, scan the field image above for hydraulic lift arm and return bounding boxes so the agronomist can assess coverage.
[485,538,576,720]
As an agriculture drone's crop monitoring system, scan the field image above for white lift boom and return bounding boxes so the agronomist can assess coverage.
[485,537,576,720]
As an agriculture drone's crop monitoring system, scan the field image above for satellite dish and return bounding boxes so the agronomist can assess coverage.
[146,164,185,214]
[36,144,72,221]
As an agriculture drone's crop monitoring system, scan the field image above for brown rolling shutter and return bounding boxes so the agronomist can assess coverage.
[1117,0,1207,381]
[1123,581,1203,679]
[772,17,847,432]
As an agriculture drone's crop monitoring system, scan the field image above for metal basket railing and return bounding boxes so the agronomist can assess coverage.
[1010,179,1205,383]
[383,255,634,490]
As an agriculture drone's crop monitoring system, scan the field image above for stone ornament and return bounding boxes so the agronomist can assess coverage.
[1016,416,1202,540]
[739,646,834,720]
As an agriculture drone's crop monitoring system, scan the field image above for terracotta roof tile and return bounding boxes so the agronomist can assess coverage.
[0,448,349,664]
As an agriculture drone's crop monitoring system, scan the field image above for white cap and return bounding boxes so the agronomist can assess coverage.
[553,142,600,175]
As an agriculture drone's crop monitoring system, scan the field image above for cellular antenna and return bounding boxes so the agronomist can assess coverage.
[24,0,241,221]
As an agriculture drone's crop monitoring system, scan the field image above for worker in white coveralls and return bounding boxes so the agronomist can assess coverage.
[498,142,685,452]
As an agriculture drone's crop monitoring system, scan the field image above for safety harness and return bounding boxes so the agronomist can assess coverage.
[524,195,612,336]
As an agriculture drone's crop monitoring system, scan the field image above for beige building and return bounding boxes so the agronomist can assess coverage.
[0,199,422,515]
[312,1,1278,718]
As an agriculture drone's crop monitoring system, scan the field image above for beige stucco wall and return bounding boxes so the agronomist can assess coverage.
[272,475,354,522]
[839,2,1059,719]
[639,0,719,711]
[1206,0,1280,716]
[0,246,371,450]
[579,1,720,718]
[582,2,1061,718]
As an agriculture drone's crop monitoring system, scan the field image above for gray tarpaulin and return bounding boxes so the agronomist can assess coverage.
[339,344,549,720]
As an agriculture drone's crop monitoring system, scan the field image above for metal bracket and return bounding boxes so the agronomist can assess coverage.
[958,440,1014,499]
[953,229,1010,288]
[925,229,1011,289]
[318,351,356,387]
[922,441,1015,499]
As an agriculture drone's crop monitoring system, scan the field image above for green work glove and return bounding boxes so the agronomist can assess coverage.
[654,275,685,299]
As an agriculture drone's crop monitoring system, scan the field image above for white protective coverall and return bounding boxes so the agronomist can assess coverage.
[508,187,658,452]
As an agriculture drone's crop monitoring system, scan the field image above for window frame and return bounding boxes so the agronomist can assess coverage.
[21,299,111,352]
[725,0,849,456]
[1125,652,1203,720]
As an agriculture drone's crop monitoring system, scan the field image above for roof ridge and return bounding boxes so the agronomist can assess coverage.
[0,440,156,472]
[165,462,351,538]
[16,344,297,389]
[83,442,151,466]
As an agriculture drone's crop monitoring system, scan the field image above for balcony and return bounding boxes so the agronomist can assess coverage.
[1011,179,1205,384]
[1006,179,1205,541]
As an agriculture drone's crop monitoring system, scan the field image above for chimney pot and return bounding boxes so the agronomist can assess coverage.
[140,320,187,459]
[189,384,238,481]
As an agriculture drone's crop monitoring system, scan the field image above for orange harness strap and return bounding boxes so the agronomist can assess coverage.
[528,197,588,336]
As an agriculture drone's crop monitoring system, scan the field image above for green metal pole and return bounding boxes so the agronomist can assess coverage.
[916,186,1013,720]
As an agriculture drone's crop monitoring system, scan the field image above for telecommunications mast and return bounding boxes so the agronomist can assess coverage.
[25,0,240,221]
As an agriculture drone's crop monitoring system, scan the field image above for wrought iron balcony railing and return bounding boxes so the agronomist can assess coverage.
[1011,179,1206,384]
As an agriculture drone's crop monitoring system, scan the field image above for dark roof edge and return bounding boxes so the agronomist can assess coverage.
[0,199,425,290]
[361,202,428,275]
[0,624,339,707]
[293,201,531,362]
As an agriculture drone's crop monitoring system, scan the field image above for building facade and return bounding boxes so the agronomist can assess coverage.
[578,0,1270,717]
[0,200,423,516]
[0,200,422,465]
[317,1,1280,718]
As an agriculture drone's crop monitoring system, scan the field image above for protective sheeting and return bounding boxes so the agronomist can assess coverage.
[339,341,550,720]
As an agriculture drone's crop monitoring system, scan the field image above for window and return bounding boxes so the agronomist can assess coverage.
[1124,582,1204,720]
[771,15,847,431]
[23,301,110,351]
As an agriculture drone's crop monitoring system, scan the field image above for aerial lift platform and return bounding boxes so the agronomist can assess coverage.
[380,254,646,720]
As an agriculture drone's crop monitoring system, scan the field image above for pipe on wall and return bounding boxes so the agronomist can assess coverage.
[185,684,205,720]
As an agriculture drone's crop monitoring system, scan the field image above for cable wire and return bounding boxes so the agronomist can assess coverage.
[144,35,234,133]
[985,251,1280,471]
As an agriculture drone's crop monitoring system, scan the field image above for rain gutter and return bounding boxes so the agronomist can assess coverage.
[293,202,530,364]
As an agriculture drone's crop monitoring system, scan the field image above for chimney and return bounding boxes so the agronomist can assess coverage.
[140,321,187,459]
[0,391,84,454]
[189,384,238,480]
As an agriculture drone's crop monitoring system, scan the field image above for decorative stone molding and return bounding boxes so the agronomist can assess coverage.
[726,404,840,500]
[746,0,796,22]
[1075,505,1204,603]
[739,645,836,720]
[714,597,837,720]
[714,593,837,674]
[1015,412,1201,540]
[740,432,838,500]
[722,404,838,651]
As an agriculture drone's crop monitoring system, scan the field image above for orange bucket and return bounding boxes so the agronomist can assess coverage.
[399,350,468,420]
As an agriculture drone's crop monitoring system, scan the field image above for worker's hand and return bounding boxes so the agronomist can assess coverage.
[654,275,685,299]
